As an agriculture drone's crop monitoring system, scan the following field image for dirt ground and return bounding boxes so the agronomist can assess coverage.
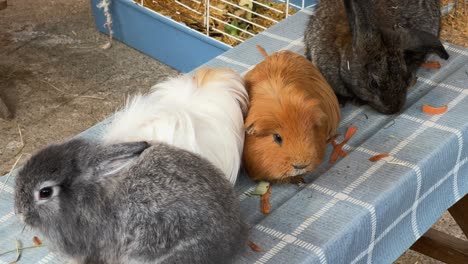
[0,0,465,263]
[0,0,177,175]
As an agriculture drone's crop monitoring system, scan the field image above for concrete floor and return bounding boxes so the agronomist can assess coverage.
[0,0,465,263]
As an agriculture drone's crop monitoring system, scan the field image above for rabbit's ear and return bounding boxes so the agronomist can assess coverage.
[402,29,449,60]
[94,141,150,178]
[344,0,379,46]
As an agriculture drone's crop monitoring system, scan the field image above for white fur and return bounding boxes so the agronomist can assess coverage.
[103,69,249,185]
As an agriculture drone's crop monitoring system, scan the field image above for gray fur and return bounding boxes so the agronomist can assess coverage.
[304,0,449,114]
[15,139,247,264]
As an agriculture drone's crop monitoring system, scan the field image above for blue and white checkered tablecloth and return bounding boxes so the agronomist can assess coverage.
[1,9,468,264]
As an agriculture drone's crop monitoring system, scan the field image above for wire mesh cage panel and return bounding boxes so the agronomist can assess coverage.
[137,0,315,46]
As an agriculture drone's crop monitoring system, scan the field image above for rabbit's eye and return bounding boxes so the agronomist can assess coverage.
[273,133,282,146]
[39,187,53,199]
[370,79,379,89]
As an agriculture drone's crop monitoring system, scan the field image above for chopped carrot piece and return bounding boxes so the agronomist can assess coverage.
[329,126,358,164]
[369,153,389,162]
[256,45,269,58]
[32,236,42,246]
[330,149,340,164]
[342,126,358,145]
[260,184,272,214]
[422,104,448,115]
[421,61,441,69]
[248,241,264,252]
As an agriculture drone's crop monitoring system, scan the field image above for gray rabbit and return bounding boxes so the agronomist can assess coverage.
[14,139,247,264]
[304,0,449,114]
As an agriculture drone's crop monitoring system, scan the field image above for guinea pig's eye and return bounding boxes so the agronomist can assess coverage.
[273,133,282,146]
[39,187,53,200]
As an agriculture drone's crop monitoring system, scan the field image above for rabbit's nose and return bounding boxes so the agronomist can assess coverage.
[14,207,22,215]
[292,164,308,170]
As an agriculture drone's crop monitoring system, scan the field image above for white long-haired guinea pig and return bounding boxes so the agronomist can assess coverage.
[103,67,249,185]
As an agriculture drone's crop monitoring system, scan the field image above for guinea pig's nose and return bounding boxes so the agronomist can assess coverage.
[292,164,308,170]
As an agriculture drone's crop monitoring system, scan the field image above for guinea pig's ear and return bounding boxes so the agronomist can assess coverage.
[244,107,279,137]
[244,119,278,137]
[244,110,257,136]
[94,141,150,179]
[245,122,256,135]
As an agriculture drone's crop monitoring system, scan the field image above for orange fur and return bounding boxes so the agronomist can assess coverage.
[195,67,234,87]
[243,51,341,182]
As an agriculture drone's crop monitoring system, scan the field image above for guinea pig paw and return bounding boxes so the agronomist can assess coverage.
[285,175,306,185]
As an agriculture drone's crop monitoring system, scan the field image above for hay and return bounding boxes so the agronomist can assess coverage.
[440,0,468,47]
[139,0,296,46]
[0,243,44,258]
[39,79,105,100]
[98,0,114,49]
[138,0,466,47]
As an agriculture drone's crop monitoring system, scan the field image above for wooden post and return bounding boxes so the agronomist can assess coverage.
[410,195,468,263]
[410,228,468,264]
[0,0,6,10]
[449,195,468,237]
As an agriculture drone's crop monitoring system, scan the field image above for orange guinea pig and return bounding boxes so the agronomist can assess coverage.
[243,50,341,183]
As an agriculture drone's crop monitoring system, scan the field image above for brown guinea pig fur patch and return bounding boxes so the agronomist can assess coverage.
[243,50,341,182]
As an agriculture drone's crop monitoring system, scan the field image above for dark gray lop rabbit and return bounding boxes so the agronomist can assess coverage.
[304,0,449,114]
[15,139,247,264]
